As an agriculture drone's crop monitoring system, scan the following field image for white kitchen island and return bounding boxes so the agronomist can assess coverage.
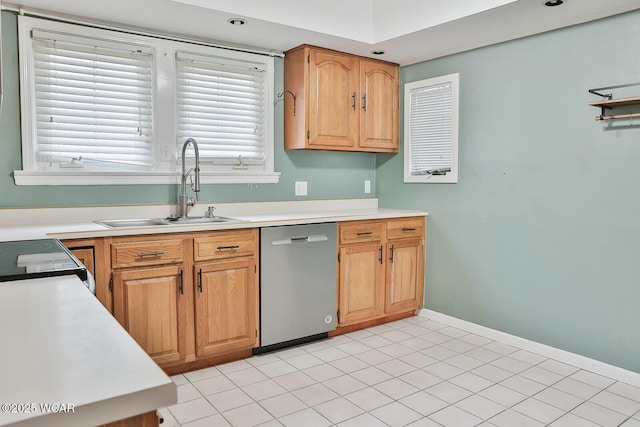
[0,276,176,427]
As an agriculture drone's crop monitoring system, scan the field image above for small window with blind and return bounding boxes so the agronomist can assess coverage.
[15,16,278,185]
[28,29,154,171]
[404,73,459,183]
[175,51,272,174]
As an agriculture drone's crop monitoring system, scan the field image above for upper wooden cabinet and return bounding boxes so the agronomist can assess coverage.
[284,45,399,153]
[359,60,399,152]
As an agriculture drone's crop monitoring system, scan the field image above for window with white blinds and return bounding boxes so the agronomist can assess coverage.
[31,29,154,170]
[176,51,267,167]
[16,15,278,185]
[404,73,459,183]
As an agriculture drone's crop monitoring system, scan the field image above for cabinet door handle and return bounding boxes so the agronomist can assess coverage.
[216,245,240,250]
[352,92,356,110]
[402,227,416,232]
[379,245,383,264]
[389,245,395,263]
[137,251,164,257]
[356,231,373,236]
[178,270,184,295]
[362,93,367,111]
[198,269,203,293]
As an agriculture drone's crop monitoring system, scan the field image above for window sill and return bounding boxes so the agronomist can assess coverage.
[403,174,458,184]
[13,170,281,186]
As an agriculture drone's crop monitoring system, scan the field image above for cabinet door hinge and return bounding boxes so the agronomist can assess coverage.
[255,329,258,337]
[108,277,113,292]
[307,130,310,139]
[307,54,310,64]
[337,309,340,322]
[337,252,340,262]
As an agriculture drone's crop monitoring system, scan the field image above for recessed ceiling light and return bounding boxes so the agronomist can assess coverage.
[543,0,564,6]
[371,50,385,55]
[227,18,247,26]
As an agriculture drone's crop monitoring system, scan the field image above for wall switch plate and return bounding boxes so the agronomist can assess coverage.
[364,180,371,194]
[295,181,308,196]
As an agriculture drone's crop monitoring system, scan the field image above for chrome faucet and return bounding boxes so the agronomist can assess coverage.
[177,138,200,218]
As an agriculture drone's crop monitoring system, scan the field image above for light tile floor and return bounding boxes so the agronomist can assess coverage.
[160,315,640,427]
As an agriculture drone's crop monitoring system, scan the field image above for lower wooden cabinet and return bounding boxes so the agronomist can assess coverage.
[63,238,111,312]
[112,265,188,366]
[385,239,424,314]
[108,230,259,371]
[338,217,425,327]
[338,242,385,324]
[98,410,158,427]
[195,258,258,357]
[65,219,421,371]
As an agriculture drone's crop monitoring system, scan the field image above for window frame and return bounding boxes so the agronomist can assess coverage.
[403,73,459,184]
[14,16,279,185]
[175,49,272,171]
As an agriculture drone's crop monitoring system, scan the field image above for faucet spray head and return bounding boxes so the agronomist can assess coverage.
[194,166,200,201]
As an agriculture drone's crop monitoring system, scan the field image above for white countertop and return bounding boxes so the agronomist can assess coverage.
[0,276,176,427]
[0,199,424,426]
[0,199,428,241]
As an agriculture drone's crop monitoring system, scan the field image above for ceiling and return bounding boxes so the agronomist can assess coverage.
[5,0,640,65]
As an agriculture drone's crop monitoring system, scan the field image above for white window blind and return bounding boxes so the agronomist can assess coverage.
[176,51,267,165]
[16,16,279,185]
[404,73,459,183]
[31,29,154,169]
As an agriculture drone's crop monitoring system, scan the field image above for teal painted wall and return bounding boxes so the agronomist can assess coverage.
[0,12,375,208]
[377,10,640,373]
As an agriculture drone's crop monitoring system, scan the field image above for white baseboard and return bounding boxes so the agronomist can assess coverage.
[418,309,640,388]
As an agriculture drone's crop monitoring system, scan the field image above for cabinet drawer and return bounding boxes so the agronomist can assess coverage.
[339,221,385,244]
[111,239,184,268]
[194,229,257,261]
[387,217,425,240]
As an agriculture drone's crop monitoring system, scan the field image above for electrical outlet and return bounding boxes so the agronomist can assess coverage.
[295,181,308,196]
[364,180,371,194]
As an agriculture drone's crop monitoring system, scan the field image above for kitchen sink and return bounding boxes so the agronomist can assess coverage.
[163,216,238,224]
[96,216,238,228]
[96,218,169,228]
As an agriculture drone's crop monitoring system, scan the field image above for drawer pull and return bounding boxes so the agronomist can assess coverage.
[402,227,417,232]
[356,232,373,236]
[137,251,164,258]
[216,245,240,250]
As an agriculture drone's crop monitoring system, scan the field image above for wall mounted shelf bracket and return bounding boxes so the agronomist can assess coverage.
[588,82,640,121]
[277,90,297,116]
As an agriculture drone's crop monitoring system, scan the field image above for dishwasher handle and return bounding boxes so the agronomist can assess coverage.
[271,234,329,246]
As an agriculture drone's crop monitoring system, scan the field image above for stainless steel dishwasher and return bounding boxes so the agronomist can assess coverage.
[256,222,337,353]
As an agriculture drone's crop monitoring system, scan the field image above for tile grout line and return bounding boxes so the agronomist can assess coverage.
[165,314,640,427]
[419,308,640,388]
